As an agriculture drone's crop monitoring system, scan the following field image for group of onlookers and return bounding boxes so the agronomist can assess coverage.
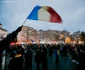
[2,43,85,70]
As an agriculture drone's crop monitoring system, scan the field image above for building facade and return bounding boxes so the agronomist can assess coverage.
[0,23,8,40]
[17,26,71,43]
[17,26,38,42]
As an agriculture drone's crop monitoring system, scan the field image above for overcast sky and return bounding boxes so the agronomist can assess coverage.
[0,0,85,34]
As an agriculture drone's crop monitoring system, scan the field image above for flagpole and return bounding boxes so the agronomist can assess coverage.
[22,18,27,26]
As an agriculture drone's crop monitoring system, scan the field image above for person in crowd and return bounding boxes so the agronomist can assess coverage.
[54,47,59,64]
[25,47,33,70]
[8,50,23,70]
[63,45,68,57]
[76,45,85,70]
[35,46,41,70]
[48,45,53,57]
[60,44,64,56]
[17,45,25,57]
[40,45,48,70]
[10,50,16,59]
[0,26,22,69]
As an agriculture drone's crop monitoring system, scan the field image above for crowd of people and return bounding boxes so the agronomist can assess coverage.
[0,26,85,70]
[0,26,23,69]
[1,43,85,70]
[7,44,47,70]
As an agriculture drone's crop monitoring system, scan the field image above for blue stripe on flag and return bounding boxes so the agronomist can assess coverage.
[27,5,41,20]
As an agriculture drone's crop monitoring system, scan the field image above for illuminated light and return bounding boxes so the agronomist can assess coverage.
[10,42,15,45]
[65,37,71,44]
[16,42,21,45]
[72,41,77,44]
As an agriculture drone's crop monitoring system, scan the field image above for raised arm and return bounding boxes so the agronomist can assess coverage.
[0,26,23,54]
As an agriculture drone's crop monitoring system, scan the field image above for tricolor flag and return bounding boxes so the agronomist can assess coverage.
[27,5,62,23]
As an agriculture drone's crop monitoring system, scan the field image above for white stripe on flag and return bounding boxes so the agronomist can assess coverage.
[38,8,50,22]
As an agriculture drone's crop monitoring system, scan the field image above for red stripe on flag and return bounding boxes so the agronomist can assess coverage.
[47,7,62,23]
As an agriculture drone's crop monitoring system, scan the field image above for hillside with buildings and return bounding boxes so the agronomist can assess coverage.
[17,26,82,44]
[0,23,82,44]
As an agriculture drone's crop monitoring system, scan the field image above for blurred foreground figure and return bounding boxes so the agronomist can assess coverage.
[0,26,22,69]
[8,50,23,70]
[25,47,33,70]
